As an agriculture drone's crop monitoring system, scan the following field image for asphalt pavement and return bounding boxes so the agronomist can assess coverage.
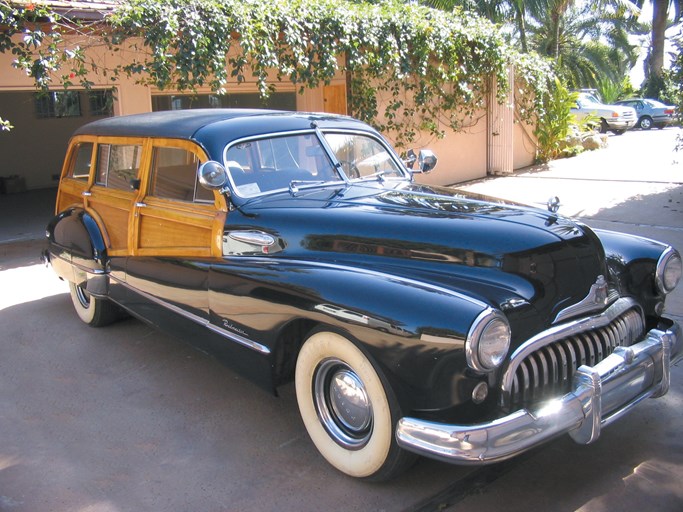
[1,127,682,512]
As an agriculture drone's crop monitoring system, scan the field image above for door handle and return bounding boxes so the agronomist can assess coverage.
[82,191,92,197]
[135,202,147,208]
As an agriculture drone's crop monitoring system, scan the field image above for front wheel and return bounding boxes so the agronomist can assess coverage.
[68,281,124,327]
[295,331,415,480]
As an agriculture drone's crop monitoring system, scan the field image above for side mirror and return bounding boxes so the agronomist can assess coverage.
[418,149,437,173]
[198,161,229,190]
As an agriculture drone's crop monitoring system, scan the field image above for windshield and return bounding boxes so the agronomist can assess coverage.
[322,132,405,181]
[224,130,406,198]
[224,132,342,198]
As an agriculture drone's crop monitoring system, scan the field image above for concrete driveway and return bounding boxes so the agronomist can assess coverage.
[1,128,682,512]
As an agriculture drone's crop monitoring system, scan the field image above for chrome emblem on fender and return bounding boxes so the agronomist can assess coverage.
[553,275,616,324]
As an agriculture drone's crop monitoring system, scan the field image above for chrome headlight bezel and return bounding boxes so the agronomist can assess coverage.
[656,246,682,295]
[466,308,511,373]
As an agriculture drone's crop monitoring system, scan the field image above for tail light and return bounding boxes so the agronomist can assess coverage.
[665,108,674,115]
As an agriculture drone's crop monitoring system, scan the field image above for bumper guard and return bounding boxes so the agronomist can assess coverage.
[396,321,680,464]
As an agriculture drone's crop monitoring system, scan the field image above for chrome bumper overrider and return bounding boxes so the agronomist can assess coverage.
[396,321,681,464]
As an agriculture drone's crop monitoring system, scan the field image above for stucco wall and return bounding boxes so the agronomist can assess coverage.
[1,33,534,190]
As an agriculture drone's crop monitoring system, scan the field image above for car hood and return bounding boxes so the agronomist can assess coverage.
[230,181,607,333]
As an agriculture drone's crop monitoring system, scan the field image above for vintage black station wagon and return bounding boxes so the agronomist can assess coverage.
[46,109,682,480]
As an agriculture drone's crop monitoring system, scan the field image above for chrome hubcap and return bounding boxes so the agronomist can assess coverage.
[75,285,91,309]
[314,358,373,449]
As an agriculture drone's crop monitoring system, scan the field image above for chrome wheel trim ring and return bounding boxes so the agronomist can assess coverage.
[74,284,91,309]
[313,358,373,450]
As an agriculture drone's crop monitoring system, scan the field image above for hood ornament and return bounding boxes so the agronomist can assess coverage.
[547,196,561,213]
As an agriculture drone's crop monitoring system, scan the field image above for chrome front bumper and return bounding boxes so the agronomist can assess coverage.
[396,321,680,464]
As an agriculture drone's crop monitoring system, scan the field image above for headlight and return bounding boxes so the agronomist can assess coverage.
[466,309,511,372]
[656,247,682,294]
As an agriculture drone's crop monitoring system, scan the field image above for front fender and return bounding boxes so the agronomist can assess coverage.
[594,229,670,317]
[209,257,490,411]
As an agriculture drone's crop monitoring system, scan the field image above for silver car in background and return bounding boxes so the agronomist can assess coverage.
[571,93,637,135]
[615,98,677,130]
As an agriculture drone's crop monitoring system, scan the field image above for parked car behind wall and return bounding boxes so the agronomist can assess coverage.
[615,98,677,130]
[571,93,637,135]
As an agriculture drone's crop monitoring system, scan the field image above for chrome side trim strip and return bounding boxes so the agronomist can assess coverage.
[109,275,271,355]
[501,297,642,399]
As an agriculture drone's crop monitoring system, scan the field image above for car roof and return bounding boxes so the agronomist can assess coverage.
[73,109,381,161]
[74,108,371,140]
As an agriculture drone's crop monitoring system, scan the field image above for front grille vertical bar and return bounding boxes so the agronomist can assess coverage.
[509,306,646,409]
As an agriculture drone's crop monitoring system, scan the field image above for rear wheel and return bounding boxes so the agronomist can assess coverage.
[295,331,415,480]
[69,281,123,327]
[638,116,653,130]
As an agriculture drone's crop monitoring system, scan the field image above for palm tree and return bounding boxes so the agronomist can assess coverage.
[421,0,639,88]
[634,0,682,97]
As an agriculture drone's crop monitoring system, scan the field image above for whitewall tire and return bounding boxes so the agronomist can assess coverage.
[68,281,123,327]
[295,331,414,480]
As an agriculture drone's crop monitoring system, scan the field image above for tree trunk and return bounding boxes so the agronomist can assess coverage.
[650,0,668,80]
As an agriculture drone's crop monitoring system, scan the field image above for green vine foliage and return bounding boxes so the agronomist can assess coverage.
[534,78,579,163]
[0,0,97,128]
[1,0,557,154]
[106,0,554,147]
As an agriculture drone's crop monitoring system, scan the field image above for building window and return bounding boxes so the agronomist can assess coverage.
[89,90,114,116]
[35,91,82,118]
[151,92,297,112]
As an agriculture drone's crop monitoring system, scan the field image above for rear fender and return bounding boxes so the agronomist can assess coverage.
[46,208,109,293]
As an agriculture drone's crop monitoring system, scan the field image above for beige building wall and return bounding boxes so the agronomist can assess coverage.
[1,33,536,191]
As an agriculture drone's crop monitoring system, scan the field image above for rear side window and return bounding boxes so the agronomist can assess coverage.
[67,142,93,180]
[149,146,213,202]
[96,144,142,190]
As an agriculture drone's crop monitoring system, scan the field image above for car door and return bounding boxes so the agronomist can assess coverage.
[125,139,227,322]
[84,137,147,257]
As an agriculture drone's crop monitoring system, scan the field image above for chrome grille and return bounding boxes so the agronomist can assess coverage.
[510,307,645,407]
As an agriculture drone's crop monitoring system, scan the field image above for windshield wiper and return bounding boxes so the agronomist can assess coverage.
[289,180,330,195]
[355,170,387,183]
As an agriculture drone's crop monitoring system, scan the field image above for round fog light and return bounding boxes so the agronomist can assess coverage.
[472,382,489,404]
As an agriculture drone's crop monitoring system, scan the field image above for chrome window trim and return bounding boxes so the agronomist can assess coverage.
[500,297,643,399]
[110,275,271,355]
